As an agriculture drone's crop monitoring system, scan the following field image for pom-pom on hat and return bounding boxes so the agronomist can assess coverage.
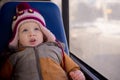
[9,2,56,49]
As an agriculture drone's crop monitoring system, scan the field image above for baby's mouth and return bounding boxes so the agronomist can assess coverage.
[30,39,36,43]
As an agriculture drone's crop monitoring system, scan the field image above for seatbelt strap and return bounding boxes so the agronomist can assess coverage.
[56,40,66,71]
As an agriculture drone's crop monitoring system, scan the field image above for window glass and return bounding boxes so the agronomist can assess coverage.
[70,0,120,80]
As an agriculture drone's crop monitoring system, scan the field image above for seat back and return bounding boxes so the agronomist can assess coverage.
[0,2,69,54]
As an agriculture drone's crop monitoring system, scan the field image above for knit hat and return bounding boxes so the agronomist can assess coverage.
[9,2,56,49]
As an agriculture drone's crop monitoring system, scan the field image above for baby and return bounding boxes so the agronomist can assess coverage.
[0,2,85,80]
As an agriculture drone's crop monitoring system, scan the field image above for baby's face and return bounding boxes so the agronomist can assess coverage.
[18,21,44,47]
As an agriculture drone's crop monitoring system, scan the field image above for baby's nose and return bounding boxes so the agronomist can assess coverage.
[30,34,35,37]
[29,32,35,37]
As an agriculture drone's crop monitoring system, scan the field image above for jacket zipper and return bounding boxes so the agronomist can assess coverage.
[34,47,43,80]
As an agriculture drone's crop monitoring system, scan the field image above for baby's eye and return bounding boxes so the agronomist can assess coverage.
[22,29,28,32]
[34,27,40,31]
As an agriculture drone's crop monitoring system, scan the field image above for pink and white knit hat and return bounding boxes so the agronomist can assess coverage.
[9,2,56,48]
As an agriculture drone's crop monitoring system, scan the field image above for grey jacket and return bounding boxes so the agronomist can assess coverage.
[0,42,80,80]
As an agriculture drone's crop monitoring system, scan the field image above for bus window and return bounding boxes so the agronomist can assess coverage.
[70,0,120,80]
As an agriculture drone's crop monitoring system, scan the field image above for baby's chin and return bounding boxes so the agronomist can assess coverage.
[28,43,39,47]
[21,41,43,47]
[28,41,42,47]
